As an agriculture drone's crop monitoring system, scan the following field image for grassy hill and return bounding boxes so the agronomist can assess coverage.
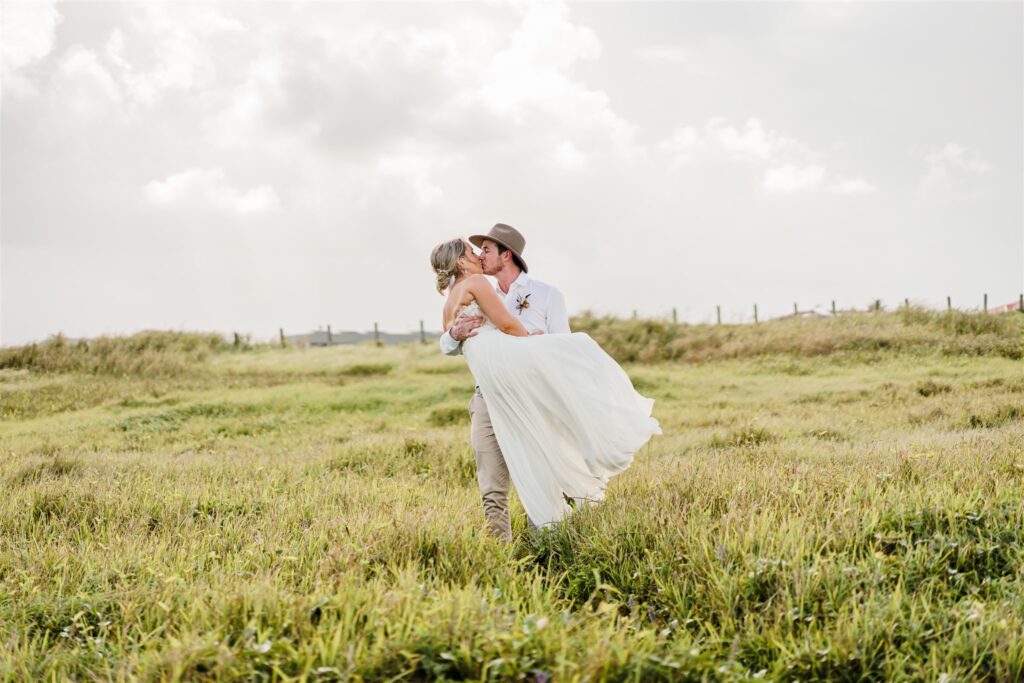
[1,311,1022,680]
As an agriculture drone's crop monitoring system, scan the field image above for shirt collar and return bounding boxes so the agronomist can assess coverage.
[508,271,530,292]
[497,270,530,296]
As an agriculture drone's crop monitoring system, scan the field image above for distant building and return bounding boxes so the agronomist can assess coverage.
[990,299,1022,314]
[779,309,831,320]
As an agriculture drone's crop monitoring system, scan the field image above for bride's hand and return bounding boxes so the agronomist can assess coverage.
[451,314,485,341]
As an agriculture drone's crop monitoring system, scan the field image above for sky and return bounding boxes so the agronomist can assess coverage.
[2,0,1021,346]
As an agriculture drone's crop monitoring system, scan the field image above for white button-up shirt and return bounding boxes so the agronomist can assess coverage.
[439,271,570,355]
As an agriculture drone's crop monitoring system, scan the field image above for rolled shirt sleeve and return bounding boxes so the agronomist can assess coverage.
[439,329,462,356]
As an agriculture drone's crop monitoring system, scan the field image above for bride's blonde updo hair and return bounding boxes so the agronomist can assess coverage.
[430,238,465,295]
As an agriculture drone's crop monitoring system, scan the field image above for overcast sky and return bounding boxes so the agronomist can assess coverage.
[2,1,1021,346]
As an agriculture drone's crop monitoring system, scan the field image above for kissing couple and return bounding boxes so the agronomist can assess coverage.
[431,223,661,542]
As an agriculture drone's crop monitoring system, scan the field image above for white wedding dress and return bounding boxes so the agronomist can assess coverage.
[460,301,662,528]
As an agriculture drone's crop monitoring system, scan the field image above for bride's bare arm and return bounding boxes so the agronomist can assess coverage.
[465,275,528,337]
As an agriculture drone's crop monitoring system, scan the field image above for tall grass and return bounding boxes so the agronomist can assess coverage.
[1,315,1023,679]
[572,308,1024,363]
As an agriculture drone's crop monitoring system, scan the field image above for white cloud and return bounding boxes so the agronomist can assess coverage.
[828,177,878,195]
[661,118,812,167]
[199,21,468,152]
[50,46,124,117]
[143,167,280,214]
[919,143,991,202]
[925,143,991,174]
[549,140,588,170]
[662,118,876,196]
[797,3,863,27]
[200,53,285,147]
[105,28,158,106]
[194,0,638,169]
[763,164,826,194]
[58,46,122,100]
[1,0,63,97]
[102,3,244,107]
[472,3,637,157]
[497,2,600,73]
[708,117,812,164]
[376,150,450,205]
[638,45,688,64]
[4,1,1019,347]
[637,44,710,77]
[659,126,702,167]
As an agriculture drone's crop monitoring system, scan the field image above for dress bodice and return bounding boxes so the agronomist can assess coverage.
[458,300,496,331]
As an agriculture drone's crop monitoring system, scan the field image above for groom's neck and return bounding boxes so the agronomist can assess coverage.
[495,266,521,294]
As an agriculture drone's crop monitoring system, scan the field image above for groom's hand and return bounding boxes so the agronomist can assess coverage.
[450,314,485,342]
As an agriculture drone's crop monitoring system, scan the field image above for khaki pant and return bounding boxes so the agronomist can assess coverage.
[469,391,534,542]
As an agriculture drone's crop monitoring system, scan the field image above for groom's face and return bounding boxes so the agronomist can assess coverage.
[478,239,504,276]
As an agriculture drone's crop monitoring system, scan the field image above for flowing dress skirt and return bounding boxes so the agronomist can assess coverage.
[463,328,661,527]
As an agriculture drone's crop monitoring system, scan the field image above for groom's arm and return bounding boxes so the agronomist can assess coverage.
[439,314,485,355]
[546,288,571,334]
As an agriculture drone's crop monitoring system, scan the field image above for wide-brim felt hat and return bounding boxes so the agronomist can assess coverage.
[469,223,528,273]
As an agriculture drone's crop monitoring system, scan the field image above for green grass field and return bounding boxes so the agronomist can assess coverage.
[1,311,1023,681]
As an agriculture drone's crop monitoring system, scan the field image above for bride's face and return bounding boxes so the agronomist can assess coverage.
[459,241,483,276]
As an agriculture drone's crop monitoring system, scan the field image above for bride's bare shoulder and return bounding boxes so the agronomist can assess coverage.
[444,282,473,312]
[448,275,488,299]
[463,274,491,291]
[448,278,474,300]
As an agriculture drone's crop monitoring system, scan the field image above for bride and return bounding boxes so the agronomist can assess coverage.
[430,237,661,529]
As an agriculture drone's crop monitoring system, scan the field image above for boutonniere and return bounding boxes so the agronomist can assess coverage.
[515,293,531,314]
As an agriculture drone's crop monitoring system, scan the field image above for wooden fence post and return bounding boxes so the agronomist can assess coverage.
[420,320,426,344]
[947,296,952,312]
[753,304,759,324]
[1019,293,1023,313]
[672,308,678,325]
[983,293,988,313]
[874,299,881,312]
[374,322,381,346]
[327,325,332,346]
[904,298,909,309]
[716,305,721,325]
[831,300,836,315]
[233,332,240,349]
[279,327,285,348]
[793,302,798,316]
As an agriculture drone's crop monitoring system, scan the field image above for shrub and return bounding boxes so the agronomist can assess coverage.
[966,405,1024,429]
[9,455,83,486]
[0,331,229,376]
[340,363,393,377]
[428,405,470,427]
[709,426,778,448]
[916,380,952,397]
[570,309,1024,364]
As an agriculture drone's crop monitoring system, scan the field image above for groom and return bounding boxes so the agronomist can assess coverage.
[440,223,570,542]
